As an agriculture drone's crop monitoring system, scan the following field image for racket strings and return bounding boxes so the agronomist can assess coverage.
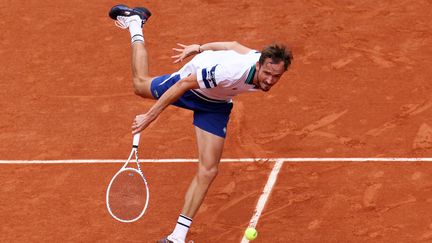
[107,169,148,221]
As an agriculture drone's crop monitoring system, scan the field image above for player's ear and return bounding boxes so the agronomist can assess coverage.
[255,61,260,70]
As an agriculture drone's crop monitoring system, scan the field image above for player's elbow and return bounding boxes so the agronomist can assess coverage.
[227,41,239,49]
[177,75,199,91]
[231,41,240,46]
[176,80,193,92]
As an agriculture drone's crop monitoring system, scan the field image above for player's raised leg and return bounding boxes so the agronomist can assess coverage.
[109,5,155,99]
[131,41,154,98]
[162,127,225,242]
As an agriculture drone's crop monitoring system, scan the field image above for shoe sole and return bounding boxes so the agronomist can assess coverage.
[133,7,152,19]
[157,238,173,243]
[108,4,151,21]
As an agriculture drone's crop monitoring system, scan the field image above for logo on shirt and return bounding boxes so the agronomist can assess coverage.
[202,65,218,89]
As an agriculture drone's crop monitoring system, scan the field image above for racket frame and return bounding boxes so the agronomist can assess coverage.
[106,133,150,223]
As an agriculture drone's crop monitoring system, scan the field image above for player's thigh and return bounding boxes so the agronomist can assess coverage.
[194,126,225,169]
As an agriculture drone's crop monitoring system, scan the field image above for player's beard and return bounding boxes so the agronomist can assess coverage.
[255,68,271,92]
[257,77,271,92]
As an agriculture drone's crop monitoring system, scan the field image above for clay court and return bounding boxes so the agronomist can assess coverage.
[1,0,432,242]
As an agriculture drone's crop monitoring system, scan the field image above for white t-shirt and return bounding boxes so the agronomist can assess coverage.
[175,50,261,102]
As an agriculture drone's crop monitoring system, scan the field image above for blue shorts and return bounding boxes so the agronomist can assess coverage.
[150,74,233,138]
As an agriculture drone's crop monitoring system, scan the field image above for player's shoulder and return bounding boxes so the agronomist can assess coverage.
[248,49,261,54]
[231,50,260,65]
[215,59,255,81]
[246,49,261,57]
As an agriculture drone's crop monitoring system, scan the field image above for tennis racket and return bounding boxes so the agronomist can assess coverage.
[106,133,150,223]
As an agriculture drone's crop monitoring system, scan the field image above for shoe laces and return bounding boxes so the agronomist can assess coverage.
[114,20,128,29]
[114,15,142,29]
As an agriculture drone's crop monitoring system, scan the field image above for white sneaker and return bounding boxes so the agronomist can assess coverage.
[109,4,151,27]
[167,234,185,243]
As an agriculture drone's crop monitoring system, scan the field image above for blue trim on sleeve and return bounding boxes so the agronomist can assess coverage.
[201,68,211,88]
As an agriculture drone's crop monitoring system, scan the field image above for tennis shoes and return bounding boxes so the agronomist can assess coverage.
[109,4,151,29]
[157,235,189,243]
[157,238,175,243]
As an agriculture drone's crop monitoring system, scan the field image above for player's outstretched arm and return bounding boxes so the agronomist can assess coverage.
[131,74,200,134]
[171,41,252,63]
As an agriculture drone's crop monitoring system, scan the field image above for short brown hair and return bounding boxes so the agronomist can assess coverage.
[259,43,293,70]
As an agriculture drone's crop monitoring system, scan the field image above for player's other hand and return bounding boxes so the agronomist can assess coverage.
[132,113,155,134]
[171,43,200,64]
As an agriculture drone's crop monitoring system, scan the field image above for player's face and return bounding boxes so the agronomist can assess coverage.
[255,58,285,92]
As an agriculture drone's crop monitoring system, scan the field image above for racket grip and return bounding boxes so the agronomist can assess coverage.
[133,133,141,148]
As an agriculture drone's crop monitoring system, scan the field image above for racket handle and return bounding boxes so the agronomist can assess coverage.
[133,133,141,148]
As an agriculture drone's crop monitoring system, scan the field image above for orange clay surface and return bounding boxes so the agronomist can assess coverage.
[1,0,432,242]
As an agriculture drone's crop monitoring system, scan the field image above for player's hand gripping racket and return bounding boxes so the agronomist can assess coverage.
[106,133,149,223]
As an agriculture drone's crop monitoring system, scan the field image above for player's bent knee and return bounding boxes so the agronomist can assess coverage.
[133,84,145,96]
[133,86,146,97]
[132,77,153,98]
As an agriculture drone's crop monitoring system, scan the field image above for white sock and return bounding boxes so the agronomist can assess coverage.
[128,20,144,43]
[170,214,192,240]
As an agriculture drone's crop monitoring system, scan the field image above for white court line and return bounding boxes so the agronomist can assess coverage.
[0,158,261,164]
[241,159,284,243]
[2,157,432,241]
[0,158,432,164]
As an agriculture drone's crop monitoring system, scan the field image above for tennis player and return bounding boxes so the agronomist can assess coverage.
[109,4,293,243]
